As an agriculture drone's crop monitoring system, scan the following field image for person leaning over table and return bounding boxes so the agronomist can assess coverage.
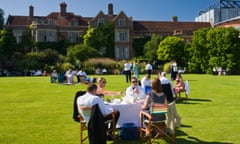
[77,83,120,129]
[125,77,145,99]
[141,77,167,136]
[96,77,122,98]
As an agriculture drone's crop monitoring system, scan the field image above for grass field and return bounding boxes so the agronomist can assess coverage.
[0,74,239,144]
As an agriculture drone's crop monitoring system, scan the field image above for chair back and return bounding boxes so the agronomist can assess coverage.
[161,83,174,103]
[184,80,190,95]
[78,106,92,122]
[150,103,168,115]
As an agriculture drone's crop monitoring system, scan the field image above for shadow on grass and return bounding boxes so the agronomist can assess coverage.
[176,98,212,105]
[175,126,233,144]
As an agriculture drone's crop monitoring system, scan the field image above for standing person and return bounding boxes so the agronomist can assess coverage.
[124,60,132,83]
[170,61,178,80]
[133,62,139,79]
[145,61,153,77]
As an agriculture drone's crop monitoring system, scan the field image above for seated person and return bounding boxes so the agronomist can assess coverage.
[65,68,74,84]
[173,73,185,95]
[77,83,120,130]
[141,78,167,136]
[158,71,175,102]
[96,77,122,98]
[76,69,91,84]
[125,77,145,100]
[140,74,152,94]
[50,69,58,83]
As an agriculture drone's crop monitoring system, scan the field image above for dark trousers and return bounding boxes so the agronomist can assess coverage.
[104,110,120,129]
[125,70,131,83]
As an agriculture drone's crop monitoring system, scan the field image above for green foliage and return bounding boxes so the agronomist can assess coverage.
[133,36,150,57]
[83,58,120,74]
[38,48,62,66]
[36,40,71,55]
[18,30,34,53]
[163,62,171,73]
[143,34,163,61]
[0,8,4,29]
[83,23,114,58]
[189,27,240,74]
[66,44,101,67]
[0,28,17,66]
[19,52,41,70]
[157,36,185,65]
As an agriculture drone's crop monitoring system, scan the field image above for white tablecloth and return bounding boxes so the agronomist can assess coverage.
[108,103,142,128]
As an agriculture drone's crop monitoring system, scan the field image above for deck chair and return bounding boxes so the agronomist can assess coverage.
[178,80,190,98]
[78,104,116,144]
[139,103,175,144]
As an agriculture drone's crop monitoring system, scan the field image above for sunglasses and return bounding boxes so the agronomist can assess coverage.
[131,81,137,83]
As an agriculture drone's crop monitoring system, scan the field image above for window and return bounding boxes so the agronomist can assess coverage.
[49,31,55,42]
[115,47,129,59]
[71,20,79,26]
[97,18,105,26]
[68,32,79,43]
[118,19,125,26]
[116,30,129,42]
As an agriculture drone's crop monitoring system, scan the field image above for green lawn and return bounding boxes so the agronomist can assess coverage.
[0,74,239,144]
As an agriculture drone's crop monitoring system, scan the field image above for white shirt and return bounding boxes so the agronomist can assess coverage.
[77,71,87,77]
[160,76,174,95]
[124,62,131,71]
[141,77,152,89]
[125,86,145,99]
[77,92,113,115]
[145,63,152,70]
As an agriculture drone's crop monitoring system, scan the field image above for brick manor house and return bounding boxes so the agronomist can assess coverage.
[5,2,211,59]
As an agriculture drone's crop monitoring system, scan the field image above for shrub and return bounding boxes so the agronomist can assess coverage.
[82,58,120,74]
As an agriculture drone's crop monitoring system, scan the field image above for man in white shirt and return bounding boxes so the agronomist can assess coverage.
[77,84,120,126]
[126,77,145,99]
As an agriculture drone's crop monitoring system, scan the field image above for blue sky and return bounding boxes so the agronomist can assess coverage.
[0,0,216,22]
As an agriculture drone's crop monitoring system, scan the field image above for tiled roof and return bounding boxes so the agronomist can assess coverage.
[133,21,211,33]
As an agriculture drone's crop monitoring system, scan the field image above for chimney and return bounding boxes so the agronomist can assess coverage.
[172,16,178,22]
[108,3,113,15]
[60,2,67,17]
[29,5,34,17]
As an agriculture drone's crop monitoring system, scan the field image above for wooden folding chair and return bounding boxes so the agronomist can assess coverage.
[139,103,175,144]
[78,105,116,144]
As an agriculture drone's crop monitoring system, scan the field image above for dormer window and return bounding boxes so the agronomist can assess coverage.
[71,20,79,26]
[98,18,105,26]
[118,18,125,26]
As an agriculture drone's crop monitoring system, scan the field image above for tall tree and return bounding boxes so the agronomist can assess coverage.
[0,28,17,68]
[133,36,150,57]
[143,34,163,61]
[206,27,240,74]
[83,22,114,58]
[188,28,210,73]
[157,36,185,66]
[0,8,4,29]
[189,27,240,74]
